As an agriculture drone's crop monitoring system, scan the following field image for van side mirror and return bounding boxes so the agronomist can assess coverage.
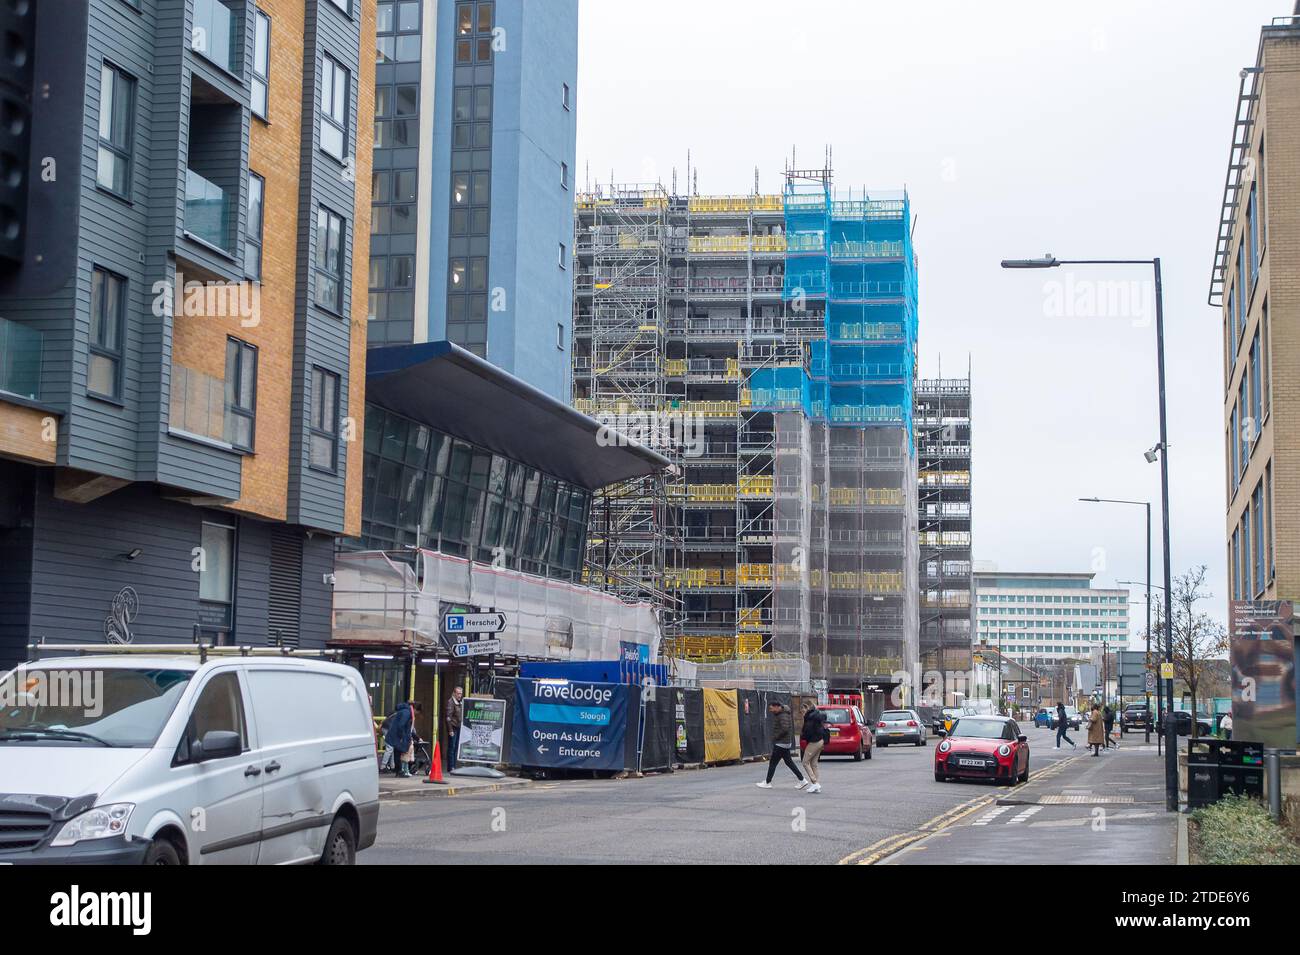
[193,730,242,762]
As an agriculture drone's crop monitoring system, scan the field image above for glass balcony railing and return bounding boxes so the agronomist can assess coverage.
[184,167,232,252]
[191,0,236,74]
[169,363,226,442]
[0,316,43,401]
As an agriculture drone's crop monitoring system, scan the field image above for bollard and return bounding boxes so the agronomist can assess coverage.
[1265,749,1281,823]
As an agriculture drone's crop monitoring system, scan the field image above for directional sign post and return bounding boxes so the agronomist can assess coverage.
[443,612,507,635]
[452,639,502,659]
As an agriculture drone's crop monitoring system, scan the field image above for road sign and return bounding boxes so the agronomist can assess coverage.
[1160,661,1175,680]
[1144,671,1156,692]
[443,612,507,634]
[452,639,501,658]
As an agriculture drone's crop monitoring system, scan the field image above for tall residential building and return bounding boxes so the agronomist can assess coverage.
[367,0,578,401]
[973,572,1130,666]
[573,163,921,696]
[0,0,375,669]
[1212,8,1299,609]
[916,374,973,675]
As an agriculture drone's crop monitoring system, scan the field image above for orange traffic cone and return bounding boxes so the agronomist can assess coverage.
[423,741,445,784]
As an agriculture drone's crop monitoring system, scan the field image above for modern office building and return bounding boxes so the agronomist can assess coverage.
[367,0,578,401]
[1212,7,1299,609]
[973,572,1130,665]
[0,0,375,669]
[572,162,921,695]
[916,374,973,675]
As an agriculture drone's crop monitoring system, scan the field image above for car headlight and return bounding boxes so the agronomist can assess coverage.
[997,744,1012,757]
[51,803,135,847]
[938,740,951,753]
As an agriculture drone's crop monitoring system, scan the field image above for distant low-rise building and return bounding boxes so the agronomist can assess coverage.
[973,571,1129,665]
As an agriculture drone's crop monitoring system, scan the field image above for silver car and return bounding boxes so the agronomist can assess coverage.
[876,708,928,746]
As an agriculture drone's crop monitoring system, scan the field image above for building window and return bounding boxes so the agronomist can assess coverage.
[562,82,570,110]
[96,63,135,198]
[1261,297,1270,417]
[328,0,351,15]
[1266,461,1273,580]
[310,366,341,472]
[1253,481,1265,596]
[320,55,350,161]
[224,338,257,450]
[313,206,345,313]
[561,161,568,190]
[251,9,270,120]
[1248,183,1259,287]
[88,267,126,399]
[558,242,566,269]
[244,172,264,280]
[199,521,236,607]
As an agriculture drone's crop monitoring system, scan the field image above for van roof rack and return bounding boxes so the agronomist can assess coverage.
[26,643,347,665]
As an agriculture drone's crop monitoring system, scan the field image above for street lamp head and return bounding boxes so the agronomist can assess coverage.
[1144,444,1162,464]
[1078,497,1100,503]
[1000,254,1059,269]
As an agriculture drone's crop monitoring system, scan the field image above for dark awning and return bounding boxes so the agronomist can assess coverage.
[365,341,670,491]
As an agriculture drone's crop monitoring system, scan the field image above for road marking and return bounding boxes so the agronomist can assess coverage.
[838,794,997,865]
[973,806,1012,826]
[1039,794,1134,804]
[1007,806,1043,825]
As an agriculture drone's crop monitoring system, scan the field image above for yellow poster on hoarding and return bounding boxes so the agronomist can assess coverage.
[703,688,741,763]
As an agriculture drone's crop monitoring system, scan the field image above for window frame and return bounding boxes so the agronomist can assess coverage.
[244,171,265,280]
[309,366,342,474]
[562,82,570,111]
[224,337,258,452]
[313,205,346,315]
[327,0,352,17]
[320,54,351,162]
[96,61,136,200]
[88,266,127,401]
[251,9,271,121]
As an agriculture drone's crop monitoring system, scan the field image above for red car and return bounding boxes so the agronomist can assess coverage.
[934,715,1028,784]
[801,705,873,761]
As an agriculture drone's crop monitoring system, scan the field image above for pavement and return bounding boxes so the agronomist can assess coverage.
[878,734,1176,865]
[379,768,530,798]
[361,725,1147,864]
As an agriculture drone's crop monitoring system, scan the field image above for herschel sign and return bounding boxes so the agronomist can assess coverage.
[443,612,507,634]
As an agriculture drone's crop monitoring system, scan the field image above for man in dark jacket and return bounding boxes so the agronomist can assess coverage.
[444,686,464,771]
[758,700,806,789]
[799,702,829,794]
[1103,704,1117,748]
[383,700,421,778]
[1055,701,1076,749]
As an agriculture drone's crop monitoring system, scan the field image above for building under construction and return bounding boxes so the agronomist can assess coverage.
[916,374,974,687]
[572,161,920,696]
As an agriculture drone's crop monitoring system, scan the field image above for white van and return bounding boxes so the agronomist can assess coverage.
[0,650,379,864]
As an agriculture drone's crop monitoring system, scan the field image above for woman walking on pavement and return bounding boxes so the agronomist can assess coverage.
[757,699,807,789]
[799,701,829,794]
[1087,704,1106,756]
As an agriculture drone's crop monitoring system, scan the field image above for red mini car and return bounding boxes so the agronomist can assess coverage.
[934,715,1028,784]
[801,705,873,761]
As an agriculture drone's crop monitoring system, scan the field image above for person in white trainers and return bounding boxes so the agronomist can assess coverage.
[799,700,828,793]
[757,699,806,789]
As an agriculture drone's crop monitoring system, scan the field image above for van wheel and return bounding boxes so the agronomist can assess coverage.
[318,816,357,866]
[143,838,180,865]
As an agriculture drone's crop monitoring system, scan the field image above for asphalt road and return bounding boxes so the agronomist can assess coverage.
[362,724,1082,864]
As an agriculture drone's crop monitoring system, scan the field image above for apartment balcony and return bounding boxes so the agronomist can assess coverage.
[191,0,237,75]
[184,167,234,254]
[0,317,43,402]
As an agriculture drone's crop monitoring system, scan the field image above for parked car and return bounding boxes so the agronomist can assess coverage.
[877,709,927,747]
[1157,709,1214,738]
[1032,707,1052,728]
[1120,702,1152,733]
[934,715,1030,784]
[0,652,379,865]
[802,705,873,761]
[1048,706,1082,731]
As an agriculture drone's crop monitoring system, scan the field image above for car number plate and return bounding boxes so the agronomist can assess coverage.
[829,728,839,735]
[958,758,984,767]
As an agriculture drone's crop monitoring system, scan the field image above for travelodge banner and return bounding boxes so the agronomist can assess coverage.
[1229,600,1298,748]
[510,679,629,770]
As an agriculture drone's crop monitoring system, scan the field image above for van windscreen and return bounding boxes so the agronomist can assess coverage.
[0,667,193,747]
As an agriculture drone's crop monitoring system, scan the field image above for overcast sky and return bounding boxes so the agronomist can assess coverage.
[574,0,1282,646]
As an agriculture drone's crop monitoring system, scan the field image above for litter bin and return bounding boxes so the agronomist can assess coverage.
[1186,738,1224,809]
[1217,740,1264,799]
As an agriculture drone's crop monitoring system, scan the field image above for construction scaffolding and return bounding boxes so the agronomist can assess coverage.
[572,160,920,696]
[916,372,974,686]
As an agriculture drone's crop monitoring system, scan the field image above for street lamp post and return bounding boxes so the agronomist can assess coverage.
[1082,497,1152,744]
[1003,255,1178,811]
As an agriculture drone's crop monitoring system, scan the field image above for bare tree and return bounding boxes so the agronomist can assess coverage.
[1145,565,1229,739]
